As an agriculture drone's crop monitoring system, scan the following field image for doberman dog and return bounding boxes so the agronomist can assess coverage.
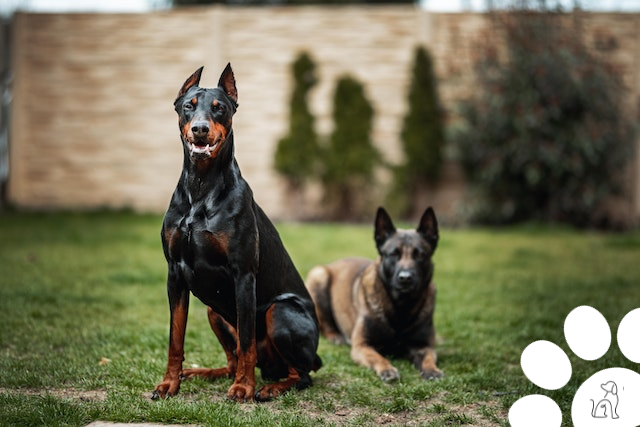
[305,207,442,381]
[152,64,322,402]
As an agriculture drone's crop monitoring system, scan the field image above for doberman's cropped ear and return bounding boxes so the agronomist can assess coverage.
[218,63,238,105]
[417,207,439,251]
[177,66,203,99]
[374,207,396,250]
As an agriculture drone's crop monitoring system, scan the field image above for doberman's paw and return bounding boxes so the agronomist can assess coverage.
[379,366,401,382]
[226,383,255,403]
[254,387,276,402]
[151,379,181,400]
[421,368,444,381]
[254,384,288,402]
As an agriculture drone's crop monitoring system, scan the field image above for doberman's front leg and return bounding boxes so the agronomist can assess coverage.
[181,307,238,381]
[226,271,257,402]
[152,272,189,400]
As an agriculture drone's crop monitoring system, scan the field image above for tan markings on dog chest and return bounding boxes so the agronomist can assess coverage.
[164,227,182,257]
[205,230,230,254]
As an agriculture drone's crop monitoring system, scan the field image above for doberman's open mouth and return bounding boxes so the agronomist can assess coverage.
[188,139,220,158]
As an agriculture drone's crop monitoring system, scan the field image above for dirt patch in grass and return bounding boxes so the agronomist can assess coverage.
[301,398,507,426]
[1,387,506,425]
[0,387,107,403]
[141,389,507,426]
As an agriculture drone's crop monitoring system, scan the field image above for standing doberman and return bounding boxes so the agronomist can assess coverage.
[152,64,321,402]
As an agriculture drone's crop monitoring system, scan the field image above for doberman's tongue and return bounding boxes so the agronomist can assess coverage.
[193,140,207,148]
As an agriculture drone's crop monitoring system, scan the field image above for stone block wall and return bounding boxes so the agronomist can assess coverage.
[7,7,639,222]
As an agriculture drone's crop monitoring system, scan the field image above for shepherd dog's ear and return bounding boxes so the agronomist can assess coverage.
[374,207,396,251]
[417,207,438,251]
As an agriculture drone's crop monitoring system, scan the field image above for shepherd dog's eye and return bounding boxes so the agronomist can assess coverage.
[413,249,426,261]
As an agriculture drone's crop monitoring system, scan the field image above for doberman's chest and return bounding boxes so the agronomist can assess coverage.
[164,219,229,265]
[163,207,234,308]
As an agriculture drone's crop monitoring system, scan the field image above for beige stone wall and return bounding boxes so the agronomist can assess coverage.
[7,7,640,222]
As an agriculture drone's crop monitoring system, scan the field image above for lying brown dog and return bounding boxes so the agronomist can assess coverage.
[305,207,443,381]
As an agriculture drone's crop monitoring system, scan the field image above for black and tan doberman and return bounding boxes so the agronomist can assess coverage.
[152,64,321,402]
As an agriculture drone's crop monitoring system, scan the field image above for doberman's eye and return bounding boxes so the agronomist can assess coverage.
[212,103,225,113]
[183,102,194,111]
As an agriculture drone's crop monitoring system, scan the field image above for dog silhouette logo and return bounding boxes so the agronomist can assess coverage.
[591,381,620,419]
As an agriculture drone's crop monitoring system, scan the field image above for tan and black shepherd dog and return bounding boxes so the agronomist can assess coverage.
[305,207,443,382]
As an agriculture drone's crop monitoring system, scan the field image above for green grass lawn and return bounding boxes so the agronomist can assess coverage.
[0,211,639,426]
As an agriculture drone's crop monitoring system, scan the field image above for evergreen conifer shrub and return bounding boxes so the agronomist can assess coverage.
[322,75,379,220]
[401,46,445,184]
[275,52,320,190]
[389,46,446,217]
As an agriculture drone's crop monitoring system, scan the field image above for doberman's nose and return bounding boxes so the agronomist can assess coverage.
[191,121,210,138]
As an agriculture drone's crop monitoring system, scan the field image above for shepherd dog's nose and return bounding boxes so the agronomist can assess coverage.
[397,270,414,284]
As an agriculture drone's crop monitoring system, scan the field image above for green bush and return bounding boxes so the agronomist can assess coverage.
[454,11,635,227]
[322,75,379,220]
[274,52,320,190]
[388,46,446,218]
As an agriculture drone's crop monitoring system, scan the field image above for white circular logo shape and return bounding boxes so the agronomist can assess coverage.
[509,394,562,427]
[572,367,640,427]
[617,308,640,363]
[564,306,611,361]
[521,340,572,390]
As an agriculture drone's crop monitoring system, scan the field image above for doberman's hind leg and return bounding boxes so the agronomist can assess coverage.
[254,295,322,402]
[255,367,309,402]
[181,307,238,381]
